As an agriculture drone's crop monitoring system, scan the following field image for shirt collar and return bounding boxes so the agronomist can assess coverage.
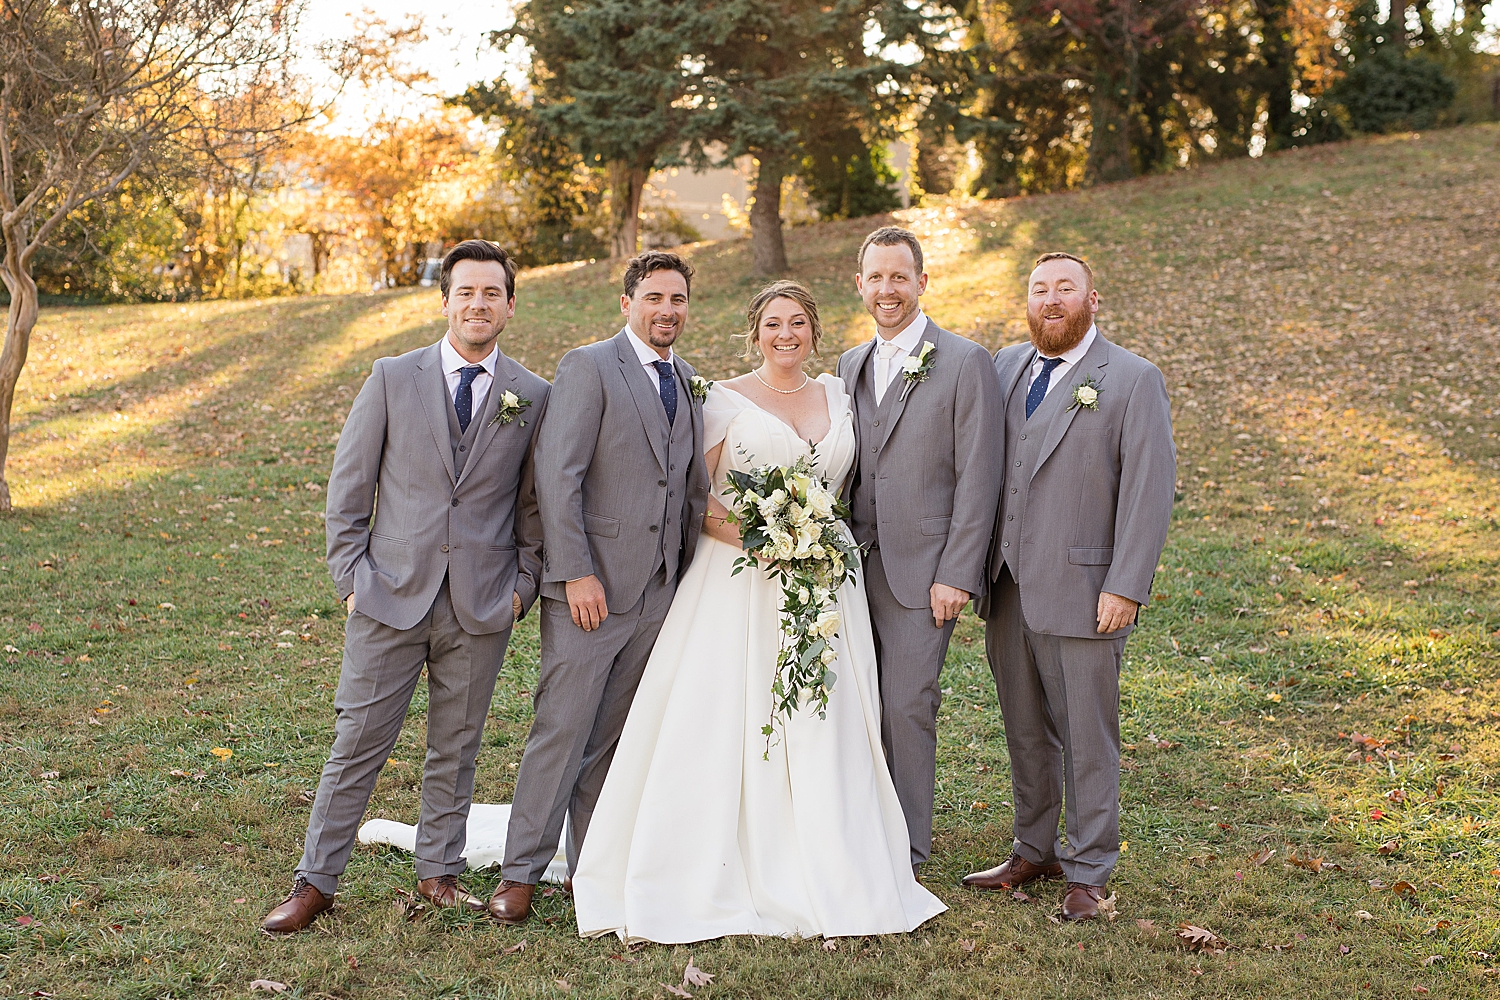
[875,310,929,355]
[624,325,675,368]
[1037,324,1098,366]
[439,335,498,377]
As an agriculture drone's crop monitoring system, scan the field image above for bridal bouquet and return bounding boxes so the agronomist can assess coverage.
[722,451,861,753]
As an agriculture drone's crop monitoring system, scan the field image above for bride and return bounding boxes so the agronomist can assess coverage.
[571,280,946,943]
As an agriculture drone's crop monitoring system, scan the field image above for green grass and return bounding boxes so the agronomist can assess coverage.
[2,124,1499,998]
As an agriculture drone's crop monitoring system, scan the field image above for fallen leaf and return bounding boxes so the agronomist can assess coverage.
[210,747,232,760]
[1248,846,1276,866]
[1378,840,1400,855]
[660,985,692,999]
[1355,910,1375,921]
[502,940,528,955]
[346,956,358,969]
[607,953,638,963]
[683,958,714,988]
[1339,944,1352,954]
[1177,923,1228,953]
[248,982,288,994]
[959,938,977,953]
[1136,918,1158,932]
[1097,893,1119,922]
[554,979,571,991]
[822,939,838,951]
[1391,881,1418,898]
[39,770,60,780]
[392,888,426,923]
[16,915,35,926]
[1412,987,1430,994]
[1422,955,1443,966]
[1011,889,1034,903]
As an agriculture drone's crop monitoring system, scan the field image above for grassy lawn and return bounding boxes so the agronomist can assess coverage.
[2,123,1498,998]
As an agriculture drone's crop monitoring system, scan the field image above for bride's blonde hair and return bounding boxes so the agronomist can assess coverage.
[742,280,823,361]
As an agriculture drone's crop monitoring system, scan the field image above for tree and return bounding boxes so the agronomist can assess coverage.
[0,0,302,511]
[491,0,714,259]
[684,1,923,275]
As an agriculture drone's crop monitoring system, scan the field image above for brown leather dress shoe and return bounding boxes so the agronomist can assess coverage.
[487,880,534,925]
[561,876,573,895]
[1061,882,1106,921]
[962,854,1064,890]
[260,876,333,934]
[418,874,486,912]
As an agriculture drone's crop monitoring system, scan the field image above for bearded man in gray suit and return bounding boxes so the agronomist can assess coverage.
[261,240,550,934]
[964,252,1175,920]
[836,227,1005,874]
[491,251,710,924]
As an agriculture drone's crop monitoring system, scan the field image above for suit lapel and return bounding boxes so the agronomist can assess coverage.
[842,338,877,429]
[456,353,514,486]
[876,318,939,451]
[1033,334,1111,474]
[672,354,704,456]
[999,344,1035,413]
[413,344,457,485]
[615,330,669,472]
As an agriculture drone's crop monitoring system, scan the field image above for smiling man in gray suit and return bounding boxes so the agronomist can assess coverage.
[261,240,550,934]
[964,252,1175,920]
[836,227,1004,874]
[491,250,710,924]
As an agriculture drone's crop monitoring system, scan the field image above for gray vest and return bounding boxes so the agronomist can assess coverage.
[444,380,489,480]
[849,349,900,549]
[654,372,694,579]
[999,356,1070,578]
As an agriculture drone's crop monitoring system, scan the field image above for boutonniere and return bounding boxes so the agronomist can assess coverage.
[690,376,713,402]
[1068,376,1102,412]
[898,341,936,401]
[489,389,532,427]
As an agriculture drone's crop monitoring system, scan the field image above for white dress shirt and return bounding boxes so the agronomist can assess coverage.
[871,309,929,404]
[1026,325,1098,400]
[439,335,498,418]
[624,324,677,374]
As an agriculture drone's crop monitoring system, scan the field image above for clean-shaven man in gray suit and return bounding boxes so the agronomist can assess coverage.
[964,252,1175,921]
[491,251,710,924]
[261,240,550,934]
[836,227,1004,873]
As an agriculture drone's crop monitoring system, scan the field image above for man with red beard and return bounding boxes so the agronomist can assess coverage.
[965,252,1175,920]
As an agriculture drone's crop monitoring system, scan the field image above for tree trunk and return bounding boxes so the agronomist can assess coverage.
[1085,66,1136,184]
[1390,0,1407,47]
[608,159,647,260]
[749,157,788,277]
[0,251,40,513]
[1258,0,1297,149]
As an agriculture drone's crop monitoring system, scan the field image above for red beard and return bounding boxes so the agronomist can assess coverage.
[1027,302,1092,356]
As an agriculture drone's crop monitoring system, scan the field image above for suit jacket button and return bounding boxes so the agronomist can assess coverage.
[441,544,450,552]
[1019,434,1026,440]
[1003,541,1010,548]
[1006,515,1014,521]
[1011,487,1018,494]
[649,524,660,533]
[658,479,667,487]
[873,420,880,427]
[1015,460,1022,467]
[459,444,467,451]
[451,499,459,507]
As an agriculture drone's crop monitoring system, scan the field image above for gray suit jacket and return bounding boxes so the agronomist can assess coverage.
[325,342,550,634]
[979,332,1176,638]
[837,319,1005,609]
[534,330,710,612]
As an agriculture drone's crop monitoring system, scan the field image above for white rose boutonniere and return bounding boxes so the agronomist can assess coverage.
[1069,376,1102,412]
[490,389,533,427]
[898,341,936,401]
[690,375,713,401]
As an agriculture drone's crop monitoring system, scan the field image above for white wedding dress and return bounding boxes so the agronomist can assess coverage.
[572,375,946,943]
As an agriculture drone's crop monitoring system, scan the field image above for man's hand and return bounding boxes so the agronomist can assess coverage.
[345,592,356,616]
[1097,592,1139,634]
[512,591,523,622]
[565,575,608,631]
[930,583,970,628]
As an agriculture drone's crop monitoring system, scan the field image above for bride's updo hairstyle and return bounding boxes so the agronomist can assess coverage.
[742,280,824,362]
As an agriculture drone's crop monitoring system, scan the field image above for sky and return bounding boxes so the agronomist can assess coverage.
[295,0,521,131]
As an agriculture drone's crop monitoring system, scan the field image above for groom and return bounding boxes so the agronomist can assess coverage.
[492,250,710,924]
[261,240,549,933]
[837,227,1004,873]
[966,252,1175,919]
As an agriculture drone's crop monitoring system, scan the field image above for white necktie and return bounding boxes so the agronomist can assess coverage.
[873,340,903,404]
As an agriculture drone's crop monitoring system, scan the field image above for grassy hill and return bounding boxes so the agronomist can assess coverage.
[2,124,1498,998]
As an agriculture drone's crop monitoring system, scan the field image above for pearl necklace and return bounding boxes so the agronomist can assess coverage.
[752,368,809,395]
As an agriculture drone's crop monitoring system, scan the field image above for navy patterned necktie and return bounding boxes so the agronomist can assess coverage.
[652,359,677,426]
[454,365,484,433]
[1025,357,1065,420]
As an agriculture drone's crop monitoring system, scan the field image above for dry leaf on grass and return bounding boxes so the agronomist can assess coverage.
[683,958,714,988]
[392,889,426,923]
[502,940,527,955]
[1177,923,1228,954]
[1422,955,1443,966]
[1378,840,1401,855]
[1097,893,1120,922]
[959,938,977,953]
[249,982,288,994]
[1355,910,1376,921]
[822,939,838,951]
[554,979,571,992]
[1247,847,1276,866]
[660,985,692,999]
[1136,918,1158,933]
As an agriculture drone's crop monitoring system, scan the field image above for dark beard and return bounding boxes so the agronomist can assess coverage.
[1027,305,1092,356]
